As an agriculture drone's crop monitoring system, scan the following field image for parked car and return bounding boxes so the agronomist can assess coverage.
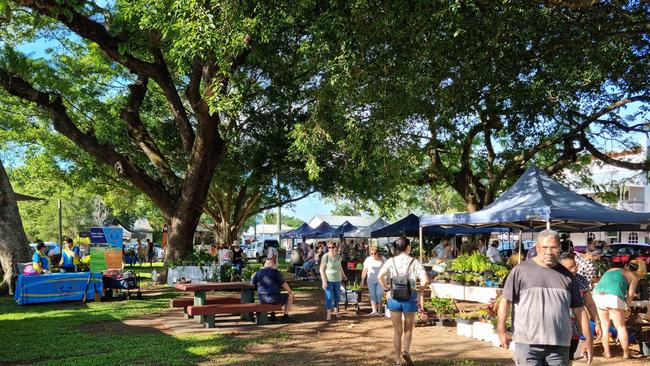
[29,242,60,256]
[244,239,279,262]
[601,243,650,268]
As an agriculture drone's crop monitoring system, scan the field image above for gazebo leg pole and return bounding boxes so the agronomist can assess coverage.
[419,226,424,262]
[518,229,522,264]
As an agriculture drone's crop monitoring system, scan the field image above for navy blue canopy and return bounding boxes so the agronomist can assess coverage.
[281,222,313,238]
[371,214,441,238]
[420,165,650,231]
[330,221,358,237]
[371,213,511,237]
[304,221,336,239]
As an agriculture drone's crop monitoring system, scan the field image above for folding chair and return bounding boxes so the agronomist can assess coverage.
[294,265,309,280]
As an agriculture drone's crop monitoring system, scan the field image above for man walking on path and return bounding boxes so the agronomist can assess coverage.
[497,230,593,365]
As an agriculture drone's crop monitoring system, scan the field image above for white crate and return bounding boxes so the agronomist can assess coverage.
[456,321,473,337]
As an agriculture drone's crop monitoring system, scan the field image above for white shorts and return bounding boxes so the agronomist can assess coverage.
[593,293,627,310]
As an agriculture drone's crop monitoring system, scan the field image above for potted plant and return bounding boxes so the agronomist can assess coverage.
[451,273,464,285]
[430,297,457,326]
[455,310,484,337]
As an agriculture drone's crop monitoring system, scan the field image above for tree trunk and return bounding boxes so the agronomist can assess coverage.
[158,133,226,284]
[0,159,31,295]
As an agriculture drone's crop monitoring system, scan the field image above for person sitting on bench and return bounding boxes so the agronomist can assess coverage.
[251,259,296,323]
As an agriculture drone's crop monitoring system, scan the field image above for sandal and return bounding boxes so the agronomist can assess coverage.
[402,351,414,366]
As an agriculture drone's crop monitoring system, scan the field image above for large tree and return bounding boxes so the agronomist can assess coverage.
[0,1,320,282]
[291,1,650,213]
[0,158,30,294]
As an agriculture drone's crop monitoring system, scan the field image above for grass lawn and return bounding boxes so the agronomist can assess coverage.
[1,281,287,365]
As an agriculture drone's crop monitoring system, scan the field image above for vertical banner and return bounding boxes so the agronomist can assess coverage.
[89,227,123,272]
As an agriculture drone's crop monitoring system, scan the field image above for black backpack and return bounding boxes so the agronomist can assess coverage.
[391,257,415,300]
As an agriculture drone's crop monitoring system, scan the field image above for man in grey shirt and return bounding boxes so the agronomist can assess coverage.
[497,230,593,365]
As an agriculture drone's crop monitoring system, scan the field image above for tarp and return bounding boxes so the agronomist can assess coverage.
[347,218,391,238]
[371,213,511,237]
[14,272,103,305]
[420,165,650,231]
[330,221,358,237]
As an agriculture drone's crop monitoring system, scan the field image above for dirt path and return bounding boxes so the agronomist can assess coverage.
[113,281,650,365]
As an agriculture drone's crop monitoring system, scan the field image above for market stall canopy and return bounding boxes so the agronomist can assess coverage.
[420,165,650,231]
[371,214,441,238]
[371,213,511,237]
[330,221,358,237]
[281,222,313,238]
[304,221,336,239]
[347,218,390,238]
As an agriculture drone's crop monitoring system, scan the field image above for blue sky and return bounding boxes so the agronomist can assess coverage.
[283,193,336,222]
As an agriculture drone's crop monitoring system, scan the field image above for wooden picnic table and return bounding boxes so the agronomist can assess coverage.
[174,282,256,323]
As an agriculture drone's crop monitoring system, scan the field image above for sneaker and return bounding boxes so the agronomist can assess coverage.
[365,312,378,317]
[402,351,414,366]
[281,315,297,323]
[269,312,277,322]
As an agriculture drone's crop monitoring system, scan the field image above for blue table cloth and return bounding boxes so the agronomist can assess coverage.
[14,272,103,305]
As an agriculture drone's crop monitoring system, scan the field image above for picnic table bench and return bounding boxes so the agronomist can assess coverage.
[187,303,284,328]
[174,282,259,327]
[170,296,240,318]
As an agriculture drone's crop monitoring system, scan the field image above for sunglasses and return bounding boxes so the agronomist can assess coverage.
[370,252,378,255]
[327,246,336,249]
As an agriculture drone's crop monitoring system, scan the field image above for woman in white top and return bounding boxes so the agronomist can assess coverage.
[266,242,278,268]
[361,246,387,316]
[378,237,428,366]
[218,243,233,265]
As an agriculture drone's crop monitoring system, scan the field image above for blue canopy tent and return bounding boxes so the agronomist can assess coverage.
[304,222,336,239]
[371,213,511,238]
[370,214,443,238]
[347,218,391,238]
[281,222,314,239]
[419,165,650,260]
[420,165,650,231]
[330,221,358,238]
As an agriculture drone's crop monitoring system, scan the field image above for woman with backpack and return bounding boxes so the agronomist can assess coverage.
[378,237,429,366]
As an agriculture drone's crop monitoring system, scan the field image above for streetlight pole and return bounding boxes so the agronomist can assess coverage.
[58,199,63,255]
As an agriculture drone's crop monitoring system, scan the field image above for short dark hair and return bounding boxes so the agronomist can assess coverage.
[393,236,410,253]
[64,237,73,244]
[36,242,46,250]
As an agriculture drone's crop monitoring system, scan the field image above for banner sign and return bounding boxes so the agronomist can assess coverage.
[90,227,123,247]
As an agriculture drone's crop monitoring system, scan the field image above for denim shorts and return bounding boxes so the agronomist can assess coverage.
[387,292,418,313]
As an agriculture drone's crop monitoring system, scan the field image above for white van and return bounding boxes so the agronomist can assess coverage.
[244,239,279,262]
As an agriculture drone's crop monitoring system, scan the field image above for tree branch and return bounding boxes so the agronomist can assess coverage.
[119,76,179,194]
[0,67,175,214]
[579,133,650,171]
[19,0,196,152]
[252,190,317,215]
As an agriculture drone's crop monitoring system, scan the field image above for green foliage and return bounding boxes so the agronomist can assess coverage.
[458,310,488,320]
[451,252,492,273]
[430,297,457,318]
[169,251,216,268]
[241,263,261,282]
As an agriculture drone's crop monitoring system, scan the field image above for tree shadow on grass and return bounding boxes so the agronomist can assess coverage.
[0,293,285,366]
